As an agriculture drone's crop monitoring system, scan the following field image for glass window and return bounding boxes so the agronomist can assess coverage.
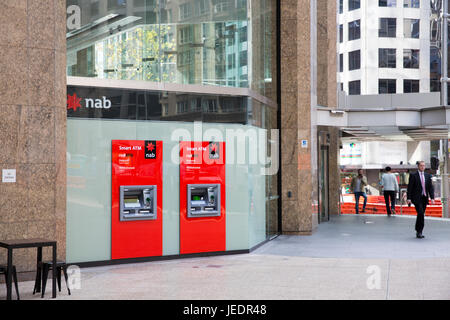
[65,0,262,90]
[404,79,420,93]
[348,20,360,41]
[404,19,420,38]
[349,80,361,95]
[379,79,397,94]
[379,0,397,7]
[349,50,361,71]
[404,0,420,8]
[379,48,396,68]
[339,0,344,14]
[379,18,396,37]
[339,24,343,43]
[339,53,344,72]
[403,49,420,68]
[195,0,210,15]
[349,0,360,11]
[179,3,192,20]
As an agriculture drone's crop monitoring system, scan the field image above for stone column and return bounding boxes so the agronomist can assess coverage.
[0,0,66,277]
[281,0,337,234]
[280,0,316,235]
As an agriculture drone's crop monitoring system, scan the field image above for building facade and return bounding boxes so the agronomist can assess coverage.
[338,0,432,95]
[0,0,341,277]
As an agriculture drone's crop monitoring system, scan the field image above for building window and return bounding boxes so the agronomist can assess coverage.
[403,49,419,68]
[404,80,420,93]
[348,20,361,41]
[379,18,396,38]
[239,50,247,66]
[339,24,343,43]
[379,48,396,68]
[195,0,210,15]
[404,19,420,38]
[179,26,193,44]
[349,50,361,71]
[349,80,361,95]
[349,0,360,11]
[339,53,344,72]
[430,79,440,92]
[379,0,396,7]
[179,3,192,20]
[214,1,229,13]
[379,79,397,94]
[404,0,420,8]
[339,0,344,13]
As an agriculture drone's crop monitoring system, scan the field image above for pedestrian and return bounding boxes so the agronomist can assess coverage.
[350,169,368,214]
[407,161,435,239]
[380,166,399,216]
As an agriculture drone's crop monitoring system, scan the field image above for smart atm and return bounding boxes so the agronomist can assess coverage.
[120,185,157,221]
[187,184,221,218]
[180,141,226,254]
[111,140,163,260]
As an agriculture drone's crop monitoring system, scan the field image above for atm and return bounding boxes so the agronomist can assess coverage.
[120,185,157,221]
[180,141,226,254]
[187,184,220,218]
[111,140,163,260]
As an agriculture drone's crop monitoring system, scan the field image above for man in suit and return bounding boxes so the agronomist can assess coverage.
[407,161,435,239]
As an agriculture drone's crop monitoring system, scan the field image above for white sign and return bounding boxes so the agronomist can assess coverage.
[301,140,308,148]
[2,169,16,183]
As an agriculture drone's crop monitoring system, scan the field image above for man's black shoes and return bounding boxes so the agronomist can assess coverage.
[416,233,425,239]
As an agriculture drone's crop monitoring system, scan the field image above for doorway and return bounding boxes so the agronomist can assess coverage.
[318,132,330,223]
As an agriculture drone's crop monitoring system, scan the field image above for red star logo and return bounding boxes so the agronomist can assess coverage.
[67,93,82,111]
[147,142,155,152]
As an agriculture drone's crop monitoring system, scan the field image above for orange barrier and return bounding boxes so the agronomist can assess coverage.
[341,195,443,218]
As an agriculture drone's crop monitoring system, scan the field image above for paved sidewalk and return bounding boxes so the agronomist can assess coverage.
[2,215,450,300]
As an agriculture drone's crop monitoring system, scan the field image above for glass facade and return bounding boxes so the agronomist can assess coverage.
[66,0,275,98]
[65,0,279,262]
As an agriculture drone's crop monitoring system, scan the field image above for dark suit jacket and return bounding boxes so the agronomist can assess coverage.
[407,171,435,203]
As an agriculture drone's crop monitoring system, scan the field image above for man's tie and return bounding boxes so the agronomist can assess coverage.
[420,172,426,197]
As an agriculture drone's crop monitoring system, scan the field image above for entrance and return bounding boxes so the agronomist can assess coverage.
[318,132,330,223]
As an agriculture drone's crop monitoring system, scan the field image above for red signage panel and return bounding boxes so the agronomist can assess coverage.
[180,141,226,254]
[111,140,163,260]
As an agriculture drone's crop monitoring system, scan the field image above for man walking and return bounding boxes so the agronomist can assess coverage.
[351,169,368,214]
[407,161,435,239]
[381,167,399,216]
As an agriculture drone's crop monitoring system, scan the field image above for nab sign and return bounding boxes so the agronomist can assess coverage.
[67,93,112,112]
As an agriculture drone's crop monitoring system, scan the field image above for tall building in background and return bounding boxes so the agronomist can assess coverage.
[338,0,433,95]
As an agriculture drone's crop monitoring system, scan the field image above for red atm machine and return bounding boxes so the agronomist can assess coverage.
[180,141,226,254]
[111,140,163,260]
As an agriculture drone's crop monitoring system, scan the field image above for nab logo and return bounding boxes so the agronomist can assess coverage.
[209,142,220,159]
[67,94,112,111]
[145,141,157,160]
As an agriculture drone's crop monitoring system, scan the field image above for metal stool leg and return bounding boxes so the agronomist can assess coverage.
[57,266,62,292]
[62,265,71,295]
[33,263,42,295]
[12,266,20,300]
[41,264,50,298]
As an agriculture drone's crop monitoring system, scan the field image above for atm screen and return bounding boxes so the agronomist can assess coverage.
[124,197,141,208]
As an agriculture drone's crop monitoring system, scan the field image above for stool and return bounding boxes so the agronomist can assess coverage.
[33,261,71,298]
[0,265,20,300]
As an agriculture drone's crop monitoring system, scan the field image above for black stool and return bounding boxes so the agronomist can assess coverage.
[33,261,71,298]
[0,265,20,300]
